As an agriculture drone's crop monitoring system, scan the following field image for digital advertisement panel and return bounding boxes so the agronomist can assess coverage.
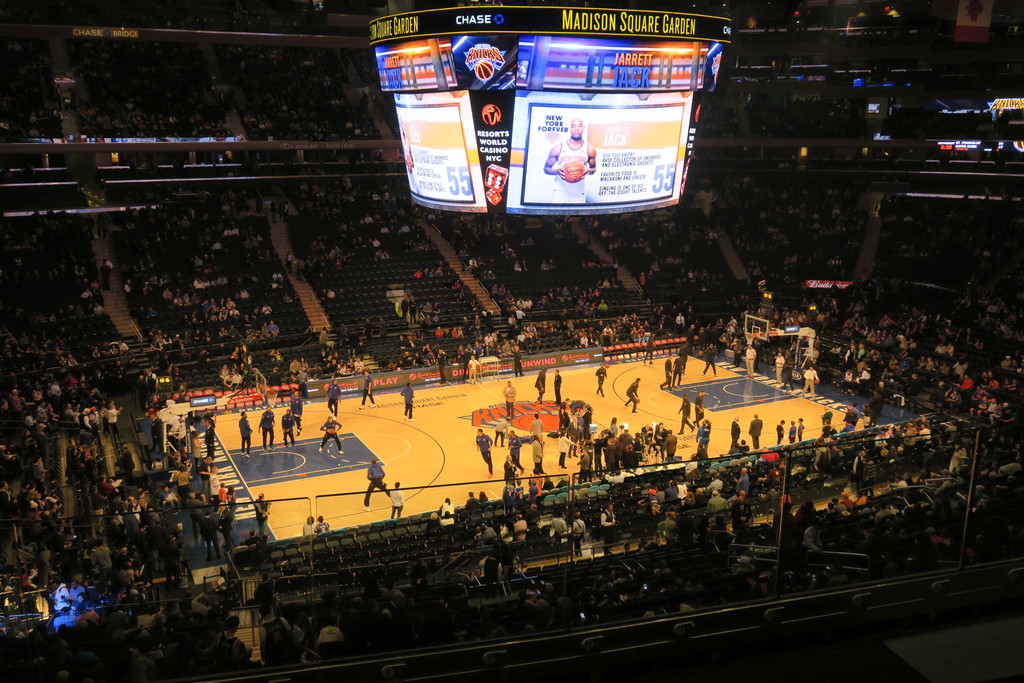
[701,41,723,91]
[468,89,517,212]
[369,7,732,46]
[517,36,702,91]
[505,90,692,215]
[450,35,518,90]
[374,38,457,92]
[395,91,488,212]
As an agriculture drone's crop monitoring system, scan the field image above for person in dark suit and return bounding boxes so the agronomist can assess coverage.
[694,390,706,423]
[702,343,718,376]
[730,417,741,451]
[660,356,673,389]
[553,369,563,404]
[437,348,448,383]
[644,334,656,364]
[595,363,608,396]
[672,354,684,386]
[512,346,524,377]
[678,394,695,433]
[748,414,763,449]
[200,510,221,561]
[625,378,641,413]
[535,368,547,402]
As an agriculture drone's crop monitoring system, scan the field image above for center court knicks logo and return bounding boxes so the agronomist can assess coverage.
[466,401,561,432]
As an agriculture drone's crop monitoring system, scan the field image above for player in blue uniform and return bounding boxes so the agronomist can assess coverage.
[281,409,296,447]
[476,428,494,478]
[290,394,304,434]
[259,408,276,451]
[326,381,342,416]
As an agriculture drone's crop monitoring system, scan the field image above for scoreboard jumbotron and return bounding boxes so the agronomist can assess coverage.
[370,6,730,216]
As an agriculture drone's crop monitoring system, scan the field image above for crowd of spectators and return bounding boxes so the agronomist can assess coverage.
[216,45,379,141]
[286,179,482,367]
[3,7,1024,679]
[71,41,230,139]
[746,96,868,138]
[0,0,322,33]
[721,176,867,282]
[582,198,740,310]
[1,190,1023,680]
[0,39,62,142]
[110,191,306,348]
[437,214,635,320]
[876,194,1024,287]
[881,108,993,140]
[0,213,123,385]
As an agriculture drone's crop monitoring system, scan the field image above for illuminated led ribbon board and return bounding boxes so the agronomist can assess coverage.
[372,5,730,216]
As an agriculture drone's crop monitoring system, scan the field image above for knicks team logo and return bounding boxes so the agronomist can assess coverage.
[481,104,502,126]
[465,44,505,82]
[467,401,561,432]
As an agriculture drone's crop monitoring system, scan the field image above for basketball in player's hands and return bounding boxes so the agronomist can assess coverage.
[560,161,588,183]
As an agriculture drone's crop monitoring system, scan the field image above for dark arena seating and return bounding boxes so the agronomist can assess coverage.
[0,38,62,142]
[110,201,308,343]
[216,45,381,141]
[1,2,1024,682]
[438,214,638,318]
[0,213,119,372]
[70,40,230,139]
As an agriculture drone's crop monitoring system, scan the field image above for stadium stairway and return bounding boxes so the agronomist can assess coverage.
[421,220,501,315]
[91,229,142,340]
[716,227,749,282]
[853,190,885,281]
[568,220,645,294]
[267,213,332,333]
[987,243,1024,289]
[736,104,754,137]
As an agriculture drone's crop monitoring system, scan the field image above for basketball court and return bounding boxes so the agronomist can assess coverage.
[185,353,908,547]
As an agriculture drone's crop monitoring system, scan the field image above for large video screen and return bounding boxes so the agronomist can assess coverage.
[517,36,703,91]
[450,35,518,90]
[395,91,488,213]
[375,35,518,92]
[505,90,693,215]
[375,38,457,92]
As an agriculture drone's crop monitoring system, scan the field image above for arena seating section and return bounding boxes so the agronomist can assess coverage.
[286,179,482,367]
[216,45,381,141]
[0,39,62,142]
[70,40,230,139]
[437,215,639,321]
[724,176,867,282]
[0,213,119,373]
[110,201,307,341]
[1,7,1024,681]
[876,195,1024,287]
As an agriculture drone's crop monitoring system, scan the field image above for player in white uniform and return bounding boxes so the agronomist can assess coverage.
[543,118,597,203]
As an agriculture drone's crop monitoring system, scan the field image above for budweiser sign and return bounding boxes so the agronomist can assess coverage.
[804,280,853,289]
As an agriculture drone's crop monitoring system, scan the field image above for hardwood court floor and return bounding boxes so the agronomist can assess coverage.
[210,357,846,540]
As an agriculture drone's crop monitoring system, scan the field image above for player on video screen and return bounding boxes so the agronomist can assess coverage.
[399,122,419,195]
[543,117,597,203]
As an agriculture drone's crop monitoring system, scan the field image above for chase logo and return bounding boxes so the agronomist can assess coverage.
[494,13,505,25]
[456,14,492,25]
[723,25,732,35]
